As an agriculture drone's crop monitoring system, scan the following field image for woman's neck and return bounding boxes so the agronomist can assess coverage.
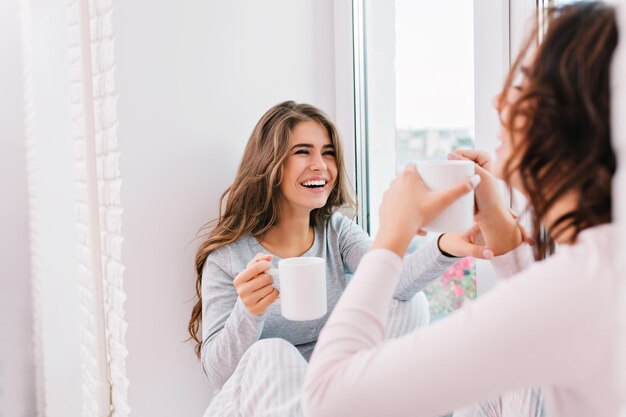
[259,210,314,259]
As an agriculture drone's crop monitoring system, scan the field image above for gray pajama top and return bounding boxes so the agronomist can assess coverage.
[200,212,457,393]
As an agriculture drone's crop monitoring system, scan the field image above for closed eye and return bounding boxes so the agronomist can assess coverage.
[292,146,335,156]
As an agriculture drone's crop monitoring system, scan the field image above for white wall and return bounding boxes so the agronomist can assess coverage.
[113,1,337,415]
[0,1,35,416]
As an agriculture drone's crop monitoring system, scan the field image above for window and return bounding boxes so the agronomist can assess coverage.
[551,0,583,5]
[353,0,511,317]
[395,0,476,318]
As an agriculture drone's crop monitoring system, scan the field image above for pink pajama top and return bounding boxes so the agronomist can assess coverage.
[302,224,619,417]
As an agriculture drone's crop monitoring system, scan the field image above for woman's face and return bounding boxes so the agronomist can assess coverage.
[278,120,338,215]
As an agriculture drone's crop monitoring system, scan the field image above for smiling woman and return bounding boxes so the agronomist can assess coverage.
[188,100,491,416]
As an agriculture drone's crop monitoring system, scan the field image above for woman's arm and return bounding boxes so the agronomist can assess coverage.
[302,165,573,417]
[333,212,459,300]
[394,239,457,300]
[449,150,523,256]
[200,254,266,394]
[302,247,584,417]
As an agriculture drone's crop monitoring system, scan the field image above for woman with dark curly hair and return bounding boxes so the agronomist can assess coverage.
[302,2,619,417]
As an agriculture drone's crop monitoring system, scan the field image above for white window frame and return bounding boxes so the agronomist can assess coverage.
[474,0,513,294]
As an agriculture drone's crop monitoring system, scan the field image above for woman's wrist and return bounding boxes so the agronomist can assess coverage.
[372,228,413,258]
[478,214,523,255]
[437,234,460,258]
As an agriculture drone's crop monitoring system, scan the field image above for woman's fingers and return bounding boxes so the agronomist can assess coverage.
[237,272,279,315]
[256,288,280,309]
[247,252,273,268]
[462,223,482,241]
[411,168,479,230]
[236,255,276,316]
[438,226,492,259]
[374,164,481,256]
[517,222,535,245]
[428,174,480,214]
[237,272,273,294]
[462,241,494,259]
[473,163,492,180]
[475,245,495,260]
[448,151,494,182]
[233,260,272,286]
[448,149,493,171]
[249,282,276,303]
[242,285,279,316]
[459,226,494,259]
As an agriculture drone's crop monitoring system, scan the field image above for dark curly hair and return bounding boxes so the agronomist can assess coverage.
[499,1,617,259]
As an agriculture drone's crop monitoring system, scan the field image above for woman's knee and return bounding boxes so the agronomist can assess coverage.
[244,338,302,361]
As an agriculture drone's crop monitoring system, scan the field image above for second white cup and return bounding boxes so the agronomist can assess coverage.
[416,160,475,233]
[267,257,327,321]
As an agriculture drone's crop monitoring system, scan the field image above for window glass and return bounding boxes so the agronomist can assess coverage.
[363,0,476,319]
[398,0,475,319]
[551,0,583,5]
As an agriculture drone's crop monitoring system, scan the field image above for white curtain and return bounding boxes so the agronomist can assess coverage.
[19,0,128,415]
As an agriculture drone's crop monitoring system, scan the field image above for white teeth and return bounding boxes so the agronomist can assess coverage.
[301,180,326,187]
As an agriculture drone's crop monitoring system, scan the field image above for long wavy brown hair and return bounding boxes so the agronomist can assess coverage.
[188,101,355,357]
[499,1,617,259]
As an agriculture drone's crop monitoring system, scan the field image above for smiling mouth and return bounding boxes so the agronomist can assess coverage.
[300,180,327,189]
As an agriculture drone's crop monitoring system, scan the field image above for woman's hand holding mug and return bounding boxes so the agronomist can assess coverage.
[233,253,279,316]
[372,163,481,257]
[449,150,527,255]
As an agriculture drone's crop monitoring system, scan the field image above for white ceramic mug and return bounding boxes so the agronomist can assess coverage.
[267,257,327,321]
[416,160,475,233]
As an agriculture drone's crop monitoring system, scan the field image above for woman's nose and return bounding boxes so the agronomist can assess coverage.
[310,153,327,171]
